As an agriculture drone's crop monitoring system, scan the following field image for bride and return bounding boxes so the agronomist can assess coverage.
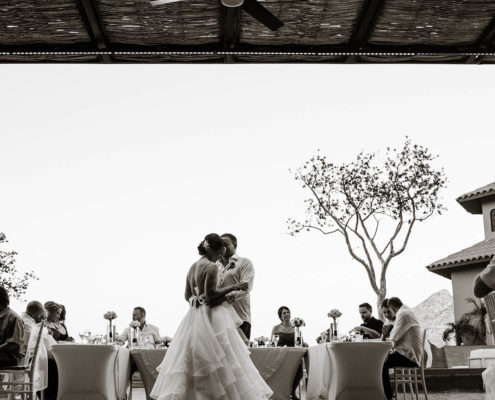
[151,233,273,400]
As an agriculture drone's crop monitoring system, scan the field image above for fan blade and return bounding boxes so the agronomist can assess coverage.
[242,0,283,31]
[150,0,186,6]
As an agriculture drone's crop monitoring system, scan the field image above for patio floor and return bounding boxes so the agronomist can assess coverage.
[131,388,485,400]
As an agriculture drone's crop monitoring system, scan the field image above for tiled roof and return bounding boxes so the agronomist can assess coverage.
[426,238,495,278]
[457,182,495,214]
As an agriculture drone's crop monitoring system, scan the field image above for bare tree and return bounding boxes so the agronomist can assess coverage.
[0,232,38,300]
[287,138,447,318]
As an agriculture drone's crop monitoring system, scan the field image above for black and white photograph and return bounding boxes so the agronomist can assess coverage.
[1,1,495,400]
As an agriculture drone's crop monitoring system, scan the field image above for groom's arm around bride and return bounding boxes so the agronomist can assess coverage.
[218,233,255,340]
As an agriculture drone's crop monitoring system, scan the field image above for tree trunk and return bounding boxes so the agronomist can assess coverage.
[376,292,386,321]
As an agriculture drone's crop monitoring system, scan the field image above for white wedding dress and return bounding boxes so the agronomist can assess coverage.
[150,257,272,400]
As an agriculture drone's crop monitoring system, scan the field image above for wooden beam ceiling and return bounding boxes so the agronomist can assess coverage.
[76,0,112,63]
[222,5,242,63]
[346,0,387,63]
[465,15,495,63]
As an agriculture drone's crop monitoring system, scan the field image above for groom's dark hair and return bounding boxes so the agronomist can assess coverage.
[134,306,146,317]
[221,233,237,248]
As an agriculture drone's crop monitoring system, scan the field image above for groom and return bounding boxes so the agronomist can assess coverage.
[217,233,255,340]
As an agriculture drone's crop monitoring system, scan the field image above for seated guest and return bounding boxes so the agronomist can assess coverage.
[0,286,24,367]
[58,304,74,342]
[44,302,73,342]
[474,255,495,298]
[117,306,160,345]
[380,298,396,340]
[382,297,423,400]
[271,306,305,400]
[21,301,56,353]
[353,302,383,339]
[21,301,55,398]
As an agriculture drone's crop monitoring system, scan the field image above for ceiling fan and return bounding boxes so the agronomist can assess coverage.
[150,0,284,31]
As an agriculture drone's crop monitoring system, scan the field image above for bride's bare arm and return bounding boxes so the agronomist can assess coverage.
[205,264,248,301]
[184,277,193,302]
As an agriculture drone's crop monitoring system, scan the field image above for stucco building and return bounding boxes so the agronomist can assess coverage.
[427,182,495,320]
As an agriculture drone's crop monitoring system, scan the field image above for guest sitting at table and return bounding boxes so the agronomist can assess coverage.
[21,301,55,399]
[382,297,423,400]
[44,302,73,342]
[21,301,56,352]
[380,298,396,340]
[0,286,24,367]
[117,306,161,345]
[271,306,305,400]
[352,302,383,339]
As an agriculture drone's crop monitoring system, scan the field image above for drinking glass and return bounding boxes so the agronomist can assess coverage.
[83,330,91,344]
[252,341,258,348]
[272,335,279,347]
[143,335,154,348]
[79,332,86,344]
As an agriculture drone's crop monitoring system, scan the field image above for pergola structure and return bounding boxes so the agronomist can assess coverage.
[2,0,495,63]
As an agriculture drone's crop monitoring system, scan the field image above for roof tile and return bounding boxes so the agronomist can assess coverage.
[427,238,495,270]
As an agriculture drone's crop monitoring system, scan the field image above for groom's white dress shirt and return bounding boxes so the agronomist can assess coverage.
[217,253,255,324]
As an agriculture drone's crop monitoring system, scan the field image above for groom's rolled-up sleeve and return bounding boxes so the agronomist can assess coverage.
[232,259,255,300]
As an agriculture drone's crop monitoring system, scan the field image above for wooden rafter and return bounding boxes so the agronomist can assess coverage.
[221,5,242,63]
[76,0,112,63]
[465,15,495,63]
[345,0,387,63]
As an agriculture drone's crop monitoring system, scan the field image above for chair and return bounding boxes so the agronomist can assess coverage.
[51,344,130,400]
[484,292,495,343]
[0,321,45,400]
[393,329,428,400]
[328,341,392,400]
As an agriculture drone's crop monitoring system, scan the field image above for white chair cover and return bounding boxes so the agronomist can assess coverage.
[51,344,130,400]
[328,342,392,400]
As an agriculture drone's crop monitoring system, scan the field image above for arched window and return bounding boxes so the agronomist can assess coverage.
[492,209,495,232]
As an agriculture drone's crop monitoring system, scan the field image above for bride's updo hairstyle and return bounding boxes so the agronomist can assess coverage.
[198,233,224,255]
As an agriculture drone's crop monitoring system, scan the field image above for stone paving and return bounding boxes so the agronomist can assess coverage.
[131,388,485,400]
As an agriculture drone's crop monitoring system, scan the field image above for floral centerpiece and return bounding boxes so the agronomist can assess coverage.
[291,318,305,347]
[103,311,117,343]
[327,309,342,341]
[254,336,270,346]
[161,336,173,347]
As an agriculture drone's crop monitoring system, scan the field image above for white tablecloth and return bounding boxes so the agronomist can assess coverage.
[307,341,392,400]
[131,347,307,400]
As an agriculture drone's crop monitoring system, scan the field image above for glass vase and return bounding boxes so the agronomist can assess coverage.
[130,327,140,348]
[294,326,303,347]
[330,322,339,341]
[106,321,116,343]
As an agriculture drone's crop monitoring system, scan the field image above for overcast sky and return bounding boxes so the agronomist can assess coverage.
[1,65,494,343]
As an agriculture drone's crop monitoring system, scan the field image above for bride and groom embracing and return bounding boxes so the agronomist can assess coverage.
[150,233,272,400]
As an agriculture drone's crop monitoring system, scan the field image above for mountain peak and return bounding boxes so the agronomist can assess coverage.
[412,290,454,347]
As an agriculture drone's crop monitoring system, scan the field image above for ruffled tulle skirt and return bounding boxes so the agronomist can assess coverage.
[150,303,272,400]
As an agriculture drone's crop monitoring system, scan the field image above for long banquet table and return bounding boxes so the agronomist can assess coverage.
[51,344,130,400]
[131,347,307,400]
[306,341,392,400]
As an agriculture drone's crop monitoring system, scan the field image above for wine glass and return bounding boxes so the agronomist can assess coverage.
[83,330,91,344]
[272,335,279,347]
[143,335,153,348]
[79,332,86,344]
